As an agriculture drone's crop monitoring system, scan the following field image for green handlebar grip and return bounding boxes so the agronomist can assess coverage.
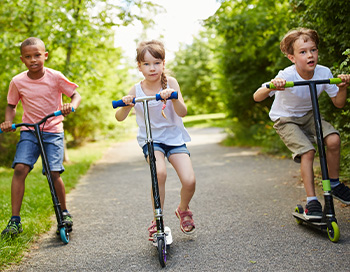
[330,78,342,84]
[268,81,294,89]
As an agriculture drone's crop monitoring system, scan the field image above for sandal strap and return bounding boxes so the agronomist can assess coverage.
[181,219,195,228]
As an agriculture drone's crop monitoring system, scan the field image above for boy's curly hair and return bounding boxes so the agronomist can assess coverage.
[280,28,319,56]
[20,37,45,54]
[136,40,168,90]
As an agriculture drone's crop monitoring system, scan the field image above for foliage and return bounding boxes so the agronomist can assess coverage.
[0,0,159,165]
[205,0,292,126]
[169,29,224,115]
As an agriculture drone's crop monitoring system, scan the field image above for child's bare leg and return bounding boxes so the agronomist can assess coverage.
[169,153,196,231]
[11,164,30,216]
[51,171,67,211]
[300,150,316,197]
[324,133,340,179]
[150,151,167,219]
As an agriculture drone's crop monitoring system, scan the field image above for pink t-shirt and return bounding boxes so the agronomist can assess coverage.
[7,67,78,133]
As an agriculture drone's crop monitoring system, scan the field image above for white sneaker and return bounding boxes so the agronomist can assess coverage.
[152,226,173,246]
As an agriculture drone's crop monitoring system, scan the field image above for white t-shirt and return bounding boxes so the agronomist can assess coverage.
[265,65,339,121]
[134,82,191,147]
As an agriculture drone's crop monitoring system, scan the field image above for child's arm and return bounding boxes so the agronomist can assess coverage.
[0,104,17,132]
[162,77,187,118]
[115,86,136,121]
[253,78,286,102]
[62,91,82,116]
[330,74,350,108]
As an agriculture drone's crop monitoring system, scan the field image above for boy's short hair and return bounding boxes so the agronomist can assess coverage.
[20,37,46,53]
[280,28,319,56]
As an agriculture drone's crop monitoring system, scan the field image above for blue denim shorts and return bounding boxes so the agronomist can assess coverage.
[12,131,65,174]
[142,143,190,161]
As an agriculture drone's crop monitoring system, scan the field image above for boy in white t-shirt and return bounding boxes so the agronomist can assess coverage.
[0,37,81,235]
[254,28,350,219]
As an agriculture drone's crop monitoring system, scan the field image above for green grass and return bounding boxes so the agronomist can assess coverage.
[183,113,228,128]
[0,140,112,270]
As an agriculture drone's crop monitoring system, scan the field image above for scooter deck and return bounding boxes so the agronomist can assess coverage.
[292,212,327,228]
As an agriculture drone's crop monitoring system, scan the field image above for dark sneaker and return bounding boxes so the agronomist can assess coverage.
[303,200,323,220]
[332,183,350,204]
[56,212,73,235]
[1,218,23,235]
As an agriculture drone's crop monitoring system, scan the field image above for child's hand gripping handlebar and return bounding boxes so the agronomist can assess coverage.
[266,78,342,89]
[0,108,75,133]
[112,92,178,109]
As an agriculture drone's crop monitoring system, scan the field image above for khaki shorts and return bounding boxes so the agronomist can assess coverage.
[273,111,339,163]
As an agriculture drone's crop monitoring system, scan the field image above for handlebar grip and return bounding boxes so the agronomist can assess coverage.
[155,91,178,101]
[54,107,75,116]
[267,82,294,89]
[0,124,17,134]
[112,98,136,109]
[330,78,342,84]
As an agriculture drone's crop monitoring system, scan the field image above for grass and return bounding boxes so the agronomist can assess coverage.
[0,139,113,270]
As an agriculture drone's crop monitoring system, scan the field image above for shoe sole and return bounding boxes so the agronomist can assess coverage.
[332,195,350,205]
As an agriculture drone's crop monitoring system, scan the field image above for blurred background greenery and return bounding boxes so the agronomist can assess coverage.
[0,0,349,177]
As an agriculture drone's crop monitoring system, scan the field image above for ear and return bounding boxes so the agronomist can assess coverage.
[138,63,142,71]
[287,54,296,64]
[20,56,25,64]
[44,52,48,60]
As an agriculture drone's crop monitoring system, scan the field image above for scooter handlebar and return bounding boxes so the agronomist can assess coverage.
[266,78,342,89]
[0,107,75,134]
[112,91,178,109]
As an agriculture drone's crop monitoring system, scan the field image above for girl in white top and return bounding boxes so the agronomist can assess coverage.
[115,40,196,239]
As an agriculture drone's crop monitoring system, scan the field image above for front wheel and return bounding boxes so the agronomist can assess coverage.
[157,239,166,267]
[295,205,304,225]
[60,227,69,244]
[327,221,340,243]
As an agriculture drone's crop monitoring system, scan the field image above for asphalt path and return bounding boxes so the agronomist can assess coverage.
[6,127,350,272]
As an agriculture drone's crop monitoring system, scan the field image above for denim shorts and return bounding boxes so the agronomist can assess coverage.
[12,131,65,174]
[142,143,190,161]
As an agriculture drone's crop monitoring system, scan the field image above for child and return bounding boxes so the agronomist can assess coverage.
[115,40,196,240]
[253,28,350,220]
[1,37,81,235]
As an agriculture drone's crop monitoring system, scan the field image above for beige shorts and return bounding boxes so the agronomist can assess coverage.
[273,111,339,163]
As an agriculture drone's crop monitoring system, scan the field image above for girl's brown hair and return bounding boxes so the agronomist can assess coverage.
[280,28,319,56]
[136,40,168,89]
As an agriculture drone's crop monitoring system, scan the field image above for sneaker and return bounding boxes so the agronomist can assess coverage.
[303,200,323,220]
[1,218,23,235]
[56,212,73,234]
[332,183,350,204]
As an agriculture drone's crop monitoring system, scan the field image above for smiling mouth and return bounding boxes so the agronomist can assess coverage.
[307,61,315,65]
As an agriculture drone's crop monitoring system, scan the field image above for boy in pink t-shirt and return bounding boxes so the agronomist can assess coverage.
[0,37,81,235]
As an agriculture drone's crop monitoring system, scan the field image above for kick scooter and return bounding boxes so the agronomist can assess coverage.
[112,92,177,267]
[0,109,75,244]
[267,78,342,242]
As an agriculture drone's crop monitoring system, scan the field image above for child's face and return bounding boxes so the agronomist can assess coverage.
[138,51,165,82]
[20,44,48,79]
[287,37,318,79]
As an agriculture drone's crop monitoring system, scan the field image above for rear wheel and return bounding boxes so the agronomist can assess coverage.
[295,205,304,225]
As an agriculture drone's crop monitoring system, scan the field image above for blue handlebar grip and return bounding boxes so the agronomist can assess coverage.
[54,107,75,116]
[0,124,16,134]
[155,91,178,101]
[112,98,136,109]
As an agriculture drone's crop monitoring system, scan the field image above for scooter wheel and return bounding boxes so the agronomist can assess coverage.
[295,205,304,225]
[59,227,69,244]
[327,221,340,243]
[157,239,166,267]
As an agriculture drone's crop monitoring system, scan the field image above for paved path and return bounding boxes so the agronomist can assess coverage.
[6,127,350,271]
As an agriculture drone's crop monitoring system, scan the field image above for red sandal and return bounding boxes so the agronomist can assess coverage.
[148,221,157,241]
[175,206,196,235]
